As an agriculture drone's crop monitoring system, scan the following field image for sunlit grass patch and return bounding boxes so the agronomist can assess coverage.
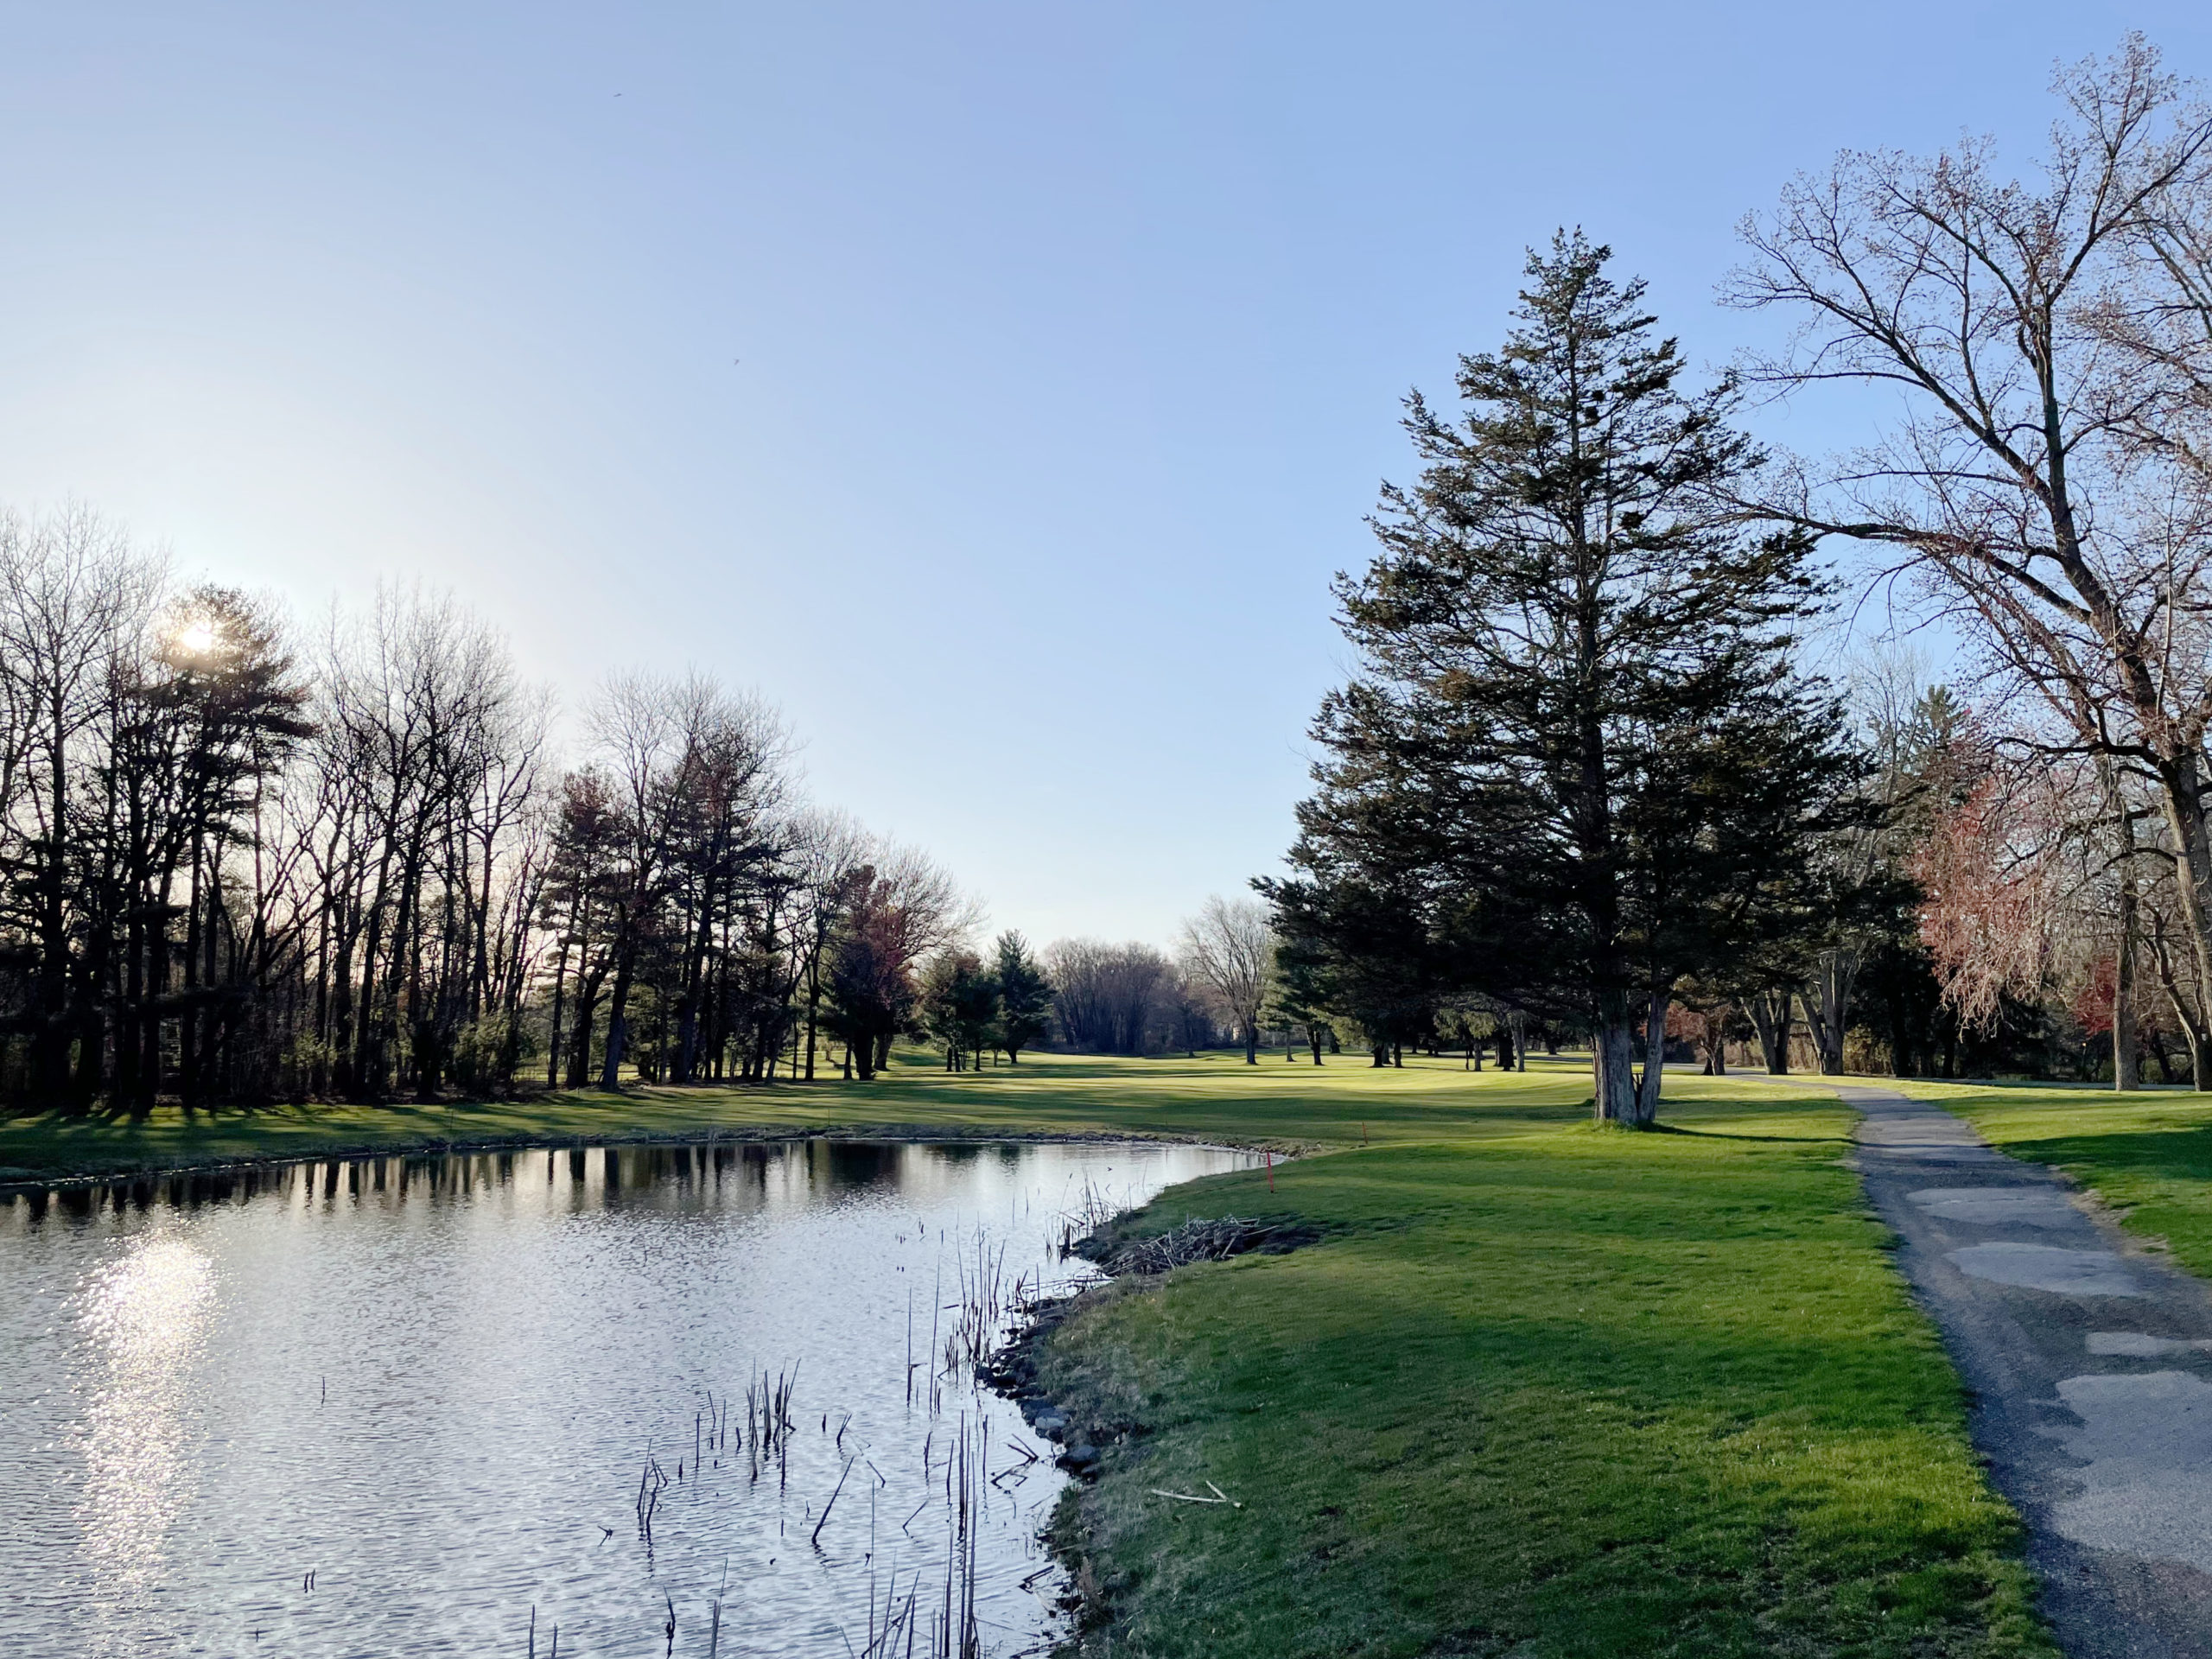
[1027,1082,2050,1657]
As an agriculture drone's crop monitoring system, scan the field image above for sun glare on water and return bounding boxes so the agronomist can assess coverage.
[72,1234,218,1613]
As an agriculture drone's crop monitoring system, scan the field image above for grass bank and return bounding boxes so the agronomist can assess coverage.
[1886,1077,2212,1279]
[0,1055,2053,1655]
[1027,1066,2046,1657]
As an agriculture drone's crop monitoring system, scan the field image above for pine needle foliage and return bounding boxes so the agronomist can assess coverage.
[1283,232,1862,1122]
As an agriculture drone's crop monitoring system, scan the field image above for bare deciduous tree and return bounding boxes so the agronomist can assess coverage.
[1046,940,1173,1055]
[1729,35,2212,1085]
[1179,896,1274,1065]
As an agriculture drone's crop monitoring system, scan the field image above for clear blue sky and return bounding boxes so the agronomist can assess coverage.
[0,2,2203,947]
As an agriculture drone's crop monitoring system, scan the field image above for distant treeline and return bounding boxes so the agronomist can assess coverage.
[0,506,995,1112]
[0,503,1262,1112]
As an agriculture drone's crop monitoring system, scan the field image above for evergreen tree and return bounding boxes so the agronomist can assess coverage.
[991,931,1052,1063]
[1262,873,1445,1067]
[918,949,998,1071]
[1294,232,1853,1122]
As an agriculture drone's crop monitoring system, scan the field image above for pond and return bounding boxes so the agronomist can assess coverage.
[0,1135,1252,1657]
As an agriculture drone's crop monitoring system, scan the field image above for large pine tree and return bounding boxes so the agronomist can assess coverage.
[1287,232,1854,1122]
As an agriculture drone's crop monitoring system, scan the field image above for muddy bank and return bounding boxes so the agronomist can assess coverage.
[979,1213,1325,1636]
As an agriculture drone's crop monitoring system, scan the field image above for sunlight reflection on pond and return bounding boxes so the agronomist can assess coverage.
[74,1232,216,1612]
[0,1136,1252,1656]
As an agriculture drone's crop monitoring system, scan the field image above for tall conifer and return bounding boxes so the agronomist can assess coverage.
[1291,233,1853,1122]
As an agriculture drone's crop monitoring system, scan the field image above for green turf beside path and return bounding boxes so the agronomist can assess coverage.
[1885,1077,2212,1282]
[1033,1072,2048,1657]
[1,1056,2053,1655]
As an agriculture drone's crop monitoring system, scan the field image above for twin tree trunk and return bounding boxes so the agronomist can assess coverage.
[1592,981,1649,1126]
[1803,951,1855,1077]
[1748,991,1792,1075]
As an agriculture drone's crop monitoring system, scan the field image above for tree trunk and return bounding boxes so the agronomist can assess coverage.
[600,974,630,1090]
[2154,765,2212,1071]
[545,936,570,1091]
[179,844,206,1112]
[1804,950,1856,1076]
[1592,1002,1639,1124]
[2106,766,2140,1093]
[1245,1019,1258,1065]
[1635,987,1670,1122]
[2148,916,2209,1090]
[804,970,822,1081]
[1749,989,1793,1074]
[2114,916,2139,1093]
[140,893,173,1113]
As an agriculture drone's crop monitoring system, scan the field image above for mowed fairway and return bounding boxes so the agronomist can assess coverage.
[0,1055,2051,1655]
[1027,1066,2049,1658]
[2,1048,1566,1184]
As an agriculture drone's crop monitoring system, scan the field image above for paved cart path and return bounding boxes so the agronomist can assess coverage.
[1796,1079,2212,1656]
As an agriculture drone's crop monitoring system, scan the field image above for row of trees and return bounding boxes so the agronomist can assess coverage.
[1268,39,2212,1119]
[1029,921,1254,1062]
[0,507,1294,1110]
[0,518,988,1113]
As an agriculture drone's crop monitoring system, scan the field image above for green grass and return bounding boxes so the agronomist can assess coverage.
[1881,1077,2212,1280]
[0,1048,1358,1185]
[1032,1068,2048,1658]
[0,1053,2054,1655]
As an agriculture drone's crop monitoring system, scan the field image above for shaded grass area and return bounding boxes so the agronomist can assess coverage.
[1887,1077,2212,1280]
[1033,1076,2049,1658]
[0,1056,2052,1655]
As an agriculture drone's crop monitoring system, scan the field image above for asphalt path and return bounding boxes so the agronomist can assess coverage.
[1789,1077,2212,1656]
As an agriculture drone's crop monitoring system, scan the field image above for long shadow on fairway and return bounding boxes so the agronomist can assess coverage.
[1648,1123,1853,1145]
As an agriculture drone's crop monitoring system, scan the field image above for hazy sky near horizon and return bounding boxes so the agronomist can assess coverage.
[1,1,2206,949]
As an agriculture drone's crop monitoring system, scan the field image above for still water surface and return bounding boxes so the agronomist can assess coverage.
[0,1136,1249,1657]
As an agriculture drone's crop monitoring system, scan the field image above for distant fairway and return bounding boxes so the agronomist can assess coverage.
[2,1054,2057,1655]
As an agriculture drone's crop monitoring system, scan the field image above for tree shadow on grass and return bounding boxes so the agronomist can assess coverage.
[1646,1123,1855,1146]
